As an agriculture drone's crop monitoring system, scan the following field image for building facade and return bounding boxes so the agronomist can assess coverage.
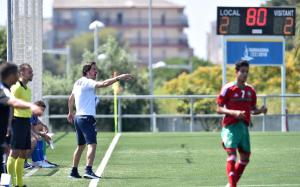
[206,21,223,65]
[52,0,193,65]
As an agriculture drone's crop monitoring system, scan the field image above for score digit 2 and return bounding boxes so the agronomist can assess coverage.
[284,17,294,35]
[219,16,229,34]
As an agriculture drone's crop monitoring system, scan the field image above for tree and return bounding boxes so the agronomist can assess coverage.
[154,57,212,94]
[44,35,150,131]
[160,0,300,116]
[68,28,117,65]
[43,53,67,75]
[0,28,7,63]
[161,56,300,110]
[81,36,150,131]
[264,0,300,51]
[43,28,118,76]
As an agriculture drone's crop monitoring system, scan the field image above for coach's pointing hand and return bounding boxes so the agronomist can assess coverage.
[117,74,133,81]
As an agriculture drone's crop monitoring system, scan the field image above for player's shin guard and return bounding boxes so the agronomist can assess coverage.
[226,154,237,187]
[235,159,249,183]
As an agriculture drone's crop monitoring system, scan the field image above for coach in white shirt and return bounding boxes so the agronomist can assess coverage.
[67,61,132,179]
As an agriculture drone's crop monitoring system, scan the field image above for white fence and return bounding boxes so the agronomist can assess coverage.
[42,94,300,132]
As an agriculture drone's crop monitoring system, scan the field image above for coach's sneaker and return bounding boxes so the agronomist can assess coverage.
[69,171,82,179]
[69,167,82,179]
[83,171,100,179]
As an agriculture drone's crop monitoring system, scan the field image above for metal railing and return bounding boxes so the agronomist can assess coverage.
[42,94,300,132]
[128,37,189,46]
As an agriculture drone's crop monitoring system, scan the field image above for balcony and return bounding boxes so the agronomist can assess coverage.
[53,20,76,30]
[97,16,188,28]
[128,37,189,47]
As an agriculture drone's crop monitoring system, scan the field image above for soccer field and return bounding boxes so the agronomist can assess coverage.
[24,132,300,187]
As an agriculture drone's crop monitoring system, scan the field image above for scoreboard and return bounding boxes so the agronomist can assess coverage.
[217,7,296,35]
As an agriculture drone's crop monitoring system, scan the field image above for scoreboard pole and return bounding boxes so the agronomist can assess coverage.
[222,36,227,86]
[281,53,287,132]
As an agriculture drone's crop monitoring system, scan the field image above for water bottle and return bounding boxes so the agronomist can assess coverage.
[49,140,55,149]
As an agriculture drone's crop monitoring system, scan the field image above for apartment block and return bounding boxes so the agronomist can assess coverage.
[52,0,193,65]
[206,21,223,65]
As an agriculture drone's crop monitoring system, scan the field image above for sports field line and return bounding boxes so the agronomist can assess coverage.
[24,167,39,177]
[198,184,300,187]
[88,133,121,187]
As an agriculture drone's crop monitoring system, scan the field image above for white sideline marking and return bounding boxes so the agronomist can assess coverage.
[89,133,121,187]
[24,167,39,177]
[198,184,300,187]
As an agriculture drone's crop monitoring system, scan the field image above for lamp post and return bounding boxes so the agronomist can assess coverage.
[89,20,105,58]
[148,0,154,131]
[43,46,71,78]
[7,0,13,62]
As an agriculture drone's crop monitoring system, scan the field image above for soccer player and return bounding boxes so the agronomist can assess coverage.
[29,100,57,168]
[0,62,42,178]
[67,62,132,179]
[7,63,36,187]
[216,60,267,187]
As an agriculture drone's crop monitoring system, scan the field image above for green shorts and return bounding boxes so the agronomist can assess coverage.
[221,121,251,153]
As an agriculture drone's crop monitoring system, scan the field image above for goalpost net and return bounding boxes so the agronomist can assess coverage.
[12,0,43,101]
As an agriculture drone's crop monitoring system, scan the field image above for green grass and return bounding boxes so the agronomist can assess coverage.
[24,132,115,187]
[24,132,300,187]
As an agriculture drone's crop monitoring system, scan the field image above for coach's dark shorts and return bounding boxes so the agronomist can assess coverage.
[11,117,31,150]
[74,115,97,145]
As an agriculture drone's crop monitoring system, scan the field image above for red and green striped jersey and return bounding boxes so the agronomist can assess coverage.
[217,82,257,127]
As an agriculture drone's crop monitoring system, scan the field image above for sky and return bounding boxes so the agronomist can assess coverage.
[0,0,267,59]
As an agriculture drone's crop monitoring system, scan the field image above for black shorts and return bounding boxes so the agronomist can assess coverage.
[5,135,11,146]
[74,115,97,145]
[11,117,31,150]
[0,126,7,146]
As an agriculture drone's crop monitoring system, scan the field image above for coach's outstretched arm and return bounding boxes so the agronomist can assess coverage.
[67,93,75,123]
[95,74,132,88]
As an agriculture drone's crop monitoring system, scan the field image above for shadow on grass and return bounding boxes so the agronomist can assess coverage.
[102,176,180,180]
[53,132,69,144]
[31,168,60,177]
[181,143,194,164]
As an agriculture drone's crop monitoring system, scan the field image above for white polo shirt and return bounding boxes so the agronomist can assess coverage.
[72,77,98,116]
[0,82,11,98]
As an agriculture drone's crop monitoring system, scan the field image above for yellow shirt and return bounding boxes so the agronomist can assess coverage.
[11,81,32,118]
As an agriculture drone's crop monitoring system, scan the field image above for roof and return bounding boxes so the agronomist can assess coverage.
[53,0,184,9]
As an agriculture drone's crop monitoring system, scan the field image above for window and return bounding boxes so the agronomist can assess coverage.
[137,30,142,43]
[161,13,166,25]
[117,12,123,25]
[60,10,72,24]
